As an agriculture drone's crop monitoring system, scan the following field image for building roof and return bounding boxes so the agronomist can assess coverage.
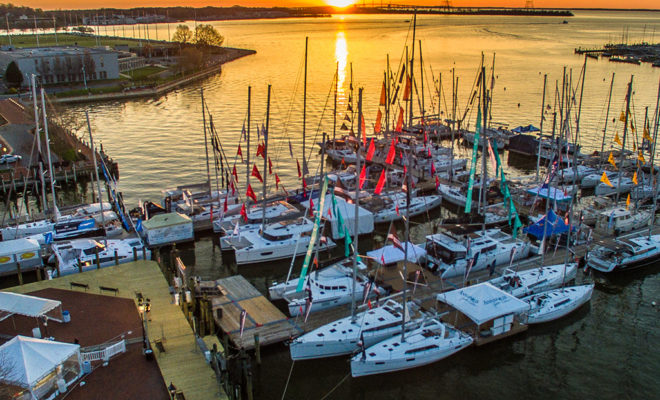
[0,238,40,255]
[0,335,79,388]
[0,45,116,59]
[142,212,191,229]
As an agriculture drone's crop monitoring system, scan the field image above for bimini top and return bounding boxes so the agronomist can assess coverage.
[0,292,62,322]
[0,335,80,388]
[437,282,528,325]
[367,242,426,265]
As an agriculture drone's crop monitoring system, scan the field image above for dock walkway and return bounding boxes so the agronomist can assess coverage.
[6,260,225,400]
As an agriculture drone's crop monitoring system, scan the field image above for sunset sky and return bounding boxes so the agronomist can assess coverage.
[15,0,660,11]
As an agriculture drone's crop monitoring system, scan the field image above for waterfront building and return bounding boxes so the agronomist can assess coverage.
[0,46,120,86]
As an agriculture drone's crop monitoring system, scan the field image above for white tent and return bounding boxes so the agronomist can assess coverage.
[437,282,529,325]
[0,336,81,399]
[366,242,426,266]
[0,292,63,322]
[302,195,374,240]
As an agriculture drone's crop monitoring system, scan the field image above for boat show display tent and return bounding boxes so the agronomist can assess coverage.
[367,242,427,266]
[437,282,529,326]
[524,209,571,239]
[0,335,82,400]
[0,292,63,323]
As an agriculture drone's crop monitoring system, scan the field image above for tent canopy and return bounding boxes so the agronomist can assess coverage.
[437,282,528,325]
[0,292,62,322]
[524,209,570,239]
[526,186,572,202]
[512,124,540,133]
[366,242,426,265]
[0,335,80,388]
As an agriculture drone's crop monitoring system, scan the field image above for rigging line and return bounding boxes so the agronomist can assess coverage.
[319,372,350,400]
[279,360,296,400]
[305,74,336,173]
[281,48,307,141]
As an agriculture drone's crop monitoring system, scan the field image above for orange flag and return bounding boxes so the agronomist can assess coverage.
[600,172,613,188]
[402,75,411,101]
[379,81,387,106]
[395,106,404,132]
[374,109,382,134]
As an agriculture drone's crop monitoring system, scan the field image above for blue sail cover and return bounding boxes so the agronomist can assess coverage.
[512,124,540,133]
[524,209,570,239]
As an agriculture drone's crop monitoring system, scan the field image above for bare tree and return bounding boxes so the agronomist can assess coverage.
[0,351,20,399]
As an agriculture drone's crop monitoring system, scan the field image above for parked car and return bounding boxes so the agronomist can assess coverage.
[0,154,22,164]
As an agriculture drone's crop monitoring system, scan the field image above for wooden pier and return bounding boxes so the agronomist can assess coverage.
[210,275,300,350]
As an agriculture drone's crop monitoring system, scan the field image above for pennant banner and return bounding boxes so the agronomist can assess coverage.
[464,108,482,213]
[297,177,329,292]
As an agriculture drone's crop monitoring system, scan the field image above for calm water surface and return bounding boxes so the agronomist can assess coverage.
[58,11,660,399]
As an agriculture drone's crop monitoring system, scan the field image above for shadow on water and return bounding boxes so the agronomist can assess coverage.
[591,262,660,294]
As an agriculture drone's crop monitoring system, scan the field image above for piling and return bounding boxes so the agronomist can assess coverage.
[16,262,23,285]
[254,334,261,365]
[114,249,119,265]
[95,247,100,269]
[36,267,41,281]
[133,247,138,261]
[77,258,82,273]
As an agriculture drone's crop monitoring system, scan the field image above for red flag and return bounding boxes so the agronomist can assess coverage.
[379,81,386,106]
[380,253,385,264]
[302,177,307,191]
[366,139,376,161]
[268,157,273,175]
[427,147,431,157]
[275,173,281,190]
[230,181,235,196]
[367,299,372,309]
[395,106,404,132]
[237,145,243,161]
[435,176,440,190]
[424,130,428,145]
[240,203,248,222]
[246,184,257,202]
[359,165,367,189]
[256,143,265,159]
[385,139,396,165]
[224,194,228,213]
[361,114,366,146]
[341,157,345,166]
[431,162,436,177]
[374,109,382,134]
[374,170,386,194]
[297,159,302,178]
[309,197,315,217]
[251,164,263,183]
[232,165,238,182]
[210,205,213,221]
[395,202,400,216]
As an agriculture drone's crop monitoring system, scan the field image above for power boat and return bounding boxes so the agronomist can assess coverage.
[586,233,660,273]
[488,263,578,298]
[522,284,594,324]
[424,228,531,279]
[350,318,472,377]
[594,207,651,235]
[289,299,422,361]
[49,238,150,276]
[594,176,634,196]
[229,218,336,265]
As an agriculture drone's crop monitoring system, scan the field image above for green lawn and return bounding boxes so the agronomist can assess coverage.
[0,33,157,48]
[127,66,167,81]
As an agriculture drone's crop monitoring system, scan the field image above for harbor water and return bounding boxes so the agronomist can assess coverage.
[51,10,660,399]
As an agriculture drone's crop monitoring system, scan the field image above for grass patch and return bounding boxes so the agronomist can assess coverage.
[126,66,167,81]
[54,85,124,98]
[1,33,150,49]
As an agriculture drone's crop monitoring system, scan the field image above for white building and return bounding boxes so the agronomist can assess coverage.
[0,46,120,87]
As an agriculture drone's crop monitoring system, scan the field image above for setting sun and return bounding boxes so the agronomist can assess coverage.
[326,0,356,7]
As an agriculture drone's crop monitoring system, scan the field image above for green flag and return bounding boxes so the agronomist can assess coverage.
[465,108,482,213]
[297,177,329,292]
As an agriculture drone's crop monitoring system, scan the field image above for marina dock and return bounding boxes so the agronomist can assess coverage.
[6,260,226,400]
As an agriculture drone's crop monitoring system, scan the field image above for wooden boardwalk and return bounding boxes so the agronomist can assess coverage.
[5,261,226,400]
[211,275,300,350]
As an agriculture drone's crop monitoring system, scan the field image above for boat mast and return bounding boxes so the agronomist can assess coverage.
[247,86,251,186]
[408,13,416,129]
[85,111,106,239]
[201,88,212,197]
[302,36,308,176]
[599,73,615,169]
[616,76,634,205]
[450,70,457,182]
[30,75,47,214]
[262,85,271,231]
[419,39,424,126]
[351,89,363,323]
[333,62,338,142]
[386,55,390,136]
[536,74,547,182]
[40,88,58,216]
[648,77,660,238]
[400,150,411,342]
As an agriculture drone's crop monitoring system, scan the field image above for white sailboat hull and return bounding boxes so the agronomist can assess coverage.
[523,284,594,324]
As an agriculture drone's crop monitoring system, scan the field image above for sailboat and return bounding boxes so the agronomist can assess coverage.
[521,284,594,324]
